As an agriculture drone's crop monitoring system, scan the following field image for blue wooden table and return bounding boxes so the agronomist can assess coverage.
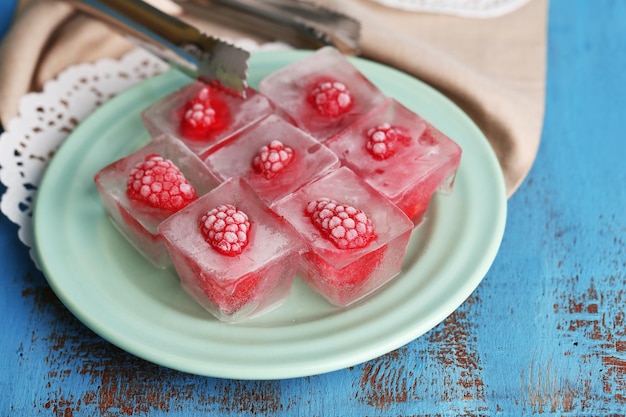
[2,1,625,415]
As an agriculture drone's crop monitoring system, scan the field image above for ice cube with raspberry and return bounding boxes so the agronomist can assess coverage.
[326,99,462,225]
[259,47,386,142]
[141,81,274,159]
[204,115,340,204]
[272,167,414,307]
[158,177,304,322]
[94,134,220,268]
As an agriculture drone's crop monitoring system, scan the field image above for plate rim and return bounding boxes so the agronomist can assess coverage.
[33,49,507,380]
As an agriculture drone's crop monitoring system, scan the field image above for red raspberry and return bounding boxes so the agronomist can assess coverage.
[181,86,216,135]
[366,123,401,160]
[307,80,353,117]
[200,204,251,256]
[306,198,376,249]
[182,101,216,132]
[127,154,197,211]
[252,140,295,179]
[179,85,231,139]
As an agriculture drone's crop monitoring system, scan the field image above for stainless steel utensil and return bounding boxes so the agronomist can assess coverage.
[66,0,251,95]
[64,0,361,95]
[179,0,361,55]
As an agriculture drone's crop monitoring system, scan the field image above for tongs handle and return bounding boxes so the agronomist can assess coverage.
[64,0,250,93]
[186,0,361,55]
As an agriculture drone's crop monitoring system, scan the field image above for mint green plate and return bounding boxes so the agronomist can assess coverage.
[34,50,506,380]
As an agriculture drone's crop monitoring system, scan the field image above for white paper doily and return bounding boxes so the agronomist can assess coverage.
[368,0,532,17]
[0,42,290,264]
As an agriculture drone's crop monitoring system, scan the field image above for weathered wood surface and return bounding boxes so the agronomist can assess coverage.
[2,0,625,415]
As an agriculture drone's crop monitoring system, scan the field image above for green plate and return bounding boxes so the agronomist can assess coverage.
[33,50,506,380]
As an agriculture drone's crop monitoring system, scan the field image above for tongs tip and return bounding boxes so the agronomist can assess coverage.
[195,36,251,97]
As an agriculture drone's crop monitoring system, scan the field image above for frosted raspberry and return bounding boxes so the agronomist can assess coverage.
[307,80,353,117]
[200,204,251,256]
[252,140,295,179]
[180,86,217,136]
[127,154,197,211]
[366,123,401,160]
[306,198,375,249]
[183,102,216,129]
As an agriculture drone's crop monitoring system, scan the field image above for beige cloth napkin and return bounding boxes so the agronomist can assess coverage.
[0,0,547,197]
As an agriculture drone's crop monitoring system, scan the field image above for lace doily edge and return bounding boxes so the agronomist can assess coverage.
[368,0,533,18]
[0,49,170,261]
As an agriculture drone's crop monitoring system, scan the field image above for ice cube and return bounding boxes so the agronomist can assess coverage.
[204,115,340,204]
[326,99,462,224]
[158,177,304,322]
[142,81,273,159]
[94,134,220,268]
[272,167,414,307]
[259,47,386,142]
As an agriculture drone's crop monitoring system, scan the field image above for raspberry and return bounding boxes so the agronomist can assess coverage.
[252,140,294,179]
[182,101,216,132]
[127,154,197,211]
[306,198,376,249]
[179,85,231,139]
[181,86,216,135]
[366,123,401,160]
[200,204,251,256]
[307,80,353,117]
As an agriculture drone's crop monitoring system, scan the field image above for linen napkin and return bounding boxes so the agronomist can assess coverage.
[0,0,548,197]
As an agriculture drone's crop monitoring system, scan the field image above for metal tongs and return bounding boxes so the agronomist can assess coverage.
[179,0,361,55]
[64,0,361,96]
[67,0,251,95]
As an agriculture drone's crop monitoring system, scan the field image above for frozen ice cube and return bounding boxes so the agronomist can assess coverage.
[204,115,340,204]
[94,134,219,268]
[272,167,414,307]
[158,177,304,322]
[259,47,385,142]
[326,99,462,224]
[142,81,273,159]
